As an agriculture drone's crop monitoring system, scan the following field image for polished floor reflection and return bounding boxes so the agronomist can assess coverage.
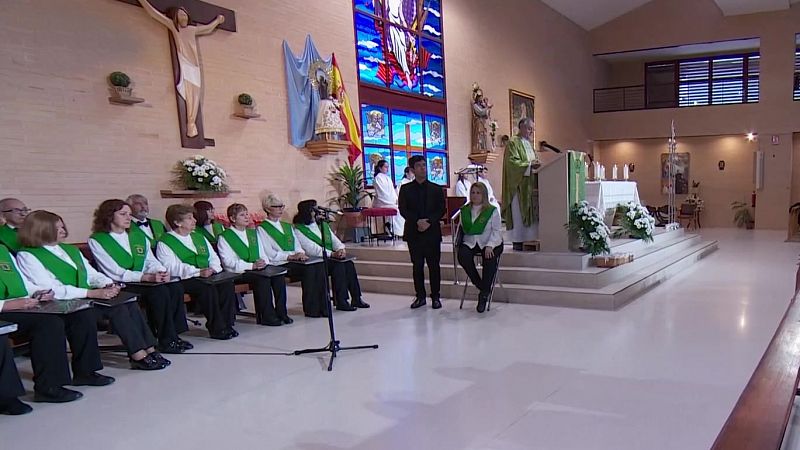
[1,229,797,450]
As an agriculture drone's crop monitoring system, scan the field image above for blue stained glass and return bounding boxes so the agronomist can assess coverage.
[391,110,424,149]
[363,146,391,186]
[386,26,420,93]
[425,115,446,150]
[426,152,447,185]
[355,13,385,88]
[361,104,389,145]
[422,0,442,37]
[354,0,379,16]
[421,39,444,98]
[392,151,423,184]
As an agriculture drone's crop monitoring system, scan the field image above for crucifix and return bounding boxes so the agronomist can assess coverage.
[119,0,237,149]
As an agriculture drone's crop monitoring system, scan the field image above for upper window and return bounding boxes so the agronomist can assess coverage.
[673,53,760,107]
[793,49,799,101]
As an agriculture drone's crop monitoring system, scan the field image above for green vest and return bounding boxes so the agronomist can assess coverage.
[220,228,260,263]
[159,232,211,269]
[461,205,496,235]
[91,231,147,272]
[21,244,90,289]
[259,221,296,252]
[0,224,20,253]
[197,222,225,245]
[131,219,167,248]
[294,223,334,252]
[0,245,27,299]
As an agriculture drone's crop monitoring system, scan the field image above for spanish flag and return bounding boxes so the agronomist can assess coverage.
[331,54,362,164]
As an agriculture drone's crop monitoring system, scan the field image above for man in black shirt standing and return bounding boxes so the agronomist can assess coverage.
[399,155,446,309]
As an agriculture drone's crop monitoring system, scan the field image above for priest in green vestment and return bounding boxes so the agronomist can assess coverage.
[0,198,30,252]
[501,118,540,251]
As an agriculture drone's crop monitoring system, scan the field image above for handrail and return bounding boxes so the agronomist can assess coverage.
[450,209,461,285]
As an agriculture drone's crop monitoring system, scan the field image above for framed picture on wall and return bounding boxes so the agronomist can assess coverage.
[661,153,690,195]
[509,89,535,136]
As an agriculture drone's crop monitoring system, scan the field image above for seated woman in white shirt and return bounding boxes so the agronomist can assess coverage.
[257,193,329,318]
[193,201,224,246]
[0,243,110,408]
[217,203,290,327]
[16,211,169,370]
[456,182,503,313]
[371,159,404,237]
[293,200,369,311]
[89,199,191,354]
[156,204,238,340]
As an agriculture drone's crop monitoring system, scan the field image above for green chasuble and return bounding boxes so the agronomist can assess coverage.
[461,205,496,235]
[131,219,167,248]
[90,231,147,272]
[0,224,21,253]
[21,245,90,289]
[501,136,539,229]
[259,221,296,252]
[159,232,211,269]
[219,228,260,263]
[197,222,225,245]
[0,244,28,299]
[294,223,334,252]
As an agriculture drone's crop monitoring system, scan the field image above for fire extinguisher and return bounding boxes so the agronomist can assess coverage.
[751,191,756,208]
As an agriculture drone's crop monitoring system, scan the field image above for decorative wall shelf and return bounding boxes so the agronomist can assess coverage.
[160,189,240,199]
[305,139,349,158]
[108,96,145,105]
[233,111,261,119]
[468,152,498,164]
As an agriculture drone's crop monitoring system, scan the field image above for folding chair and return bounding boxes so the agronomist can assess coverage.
[449,216,507,311]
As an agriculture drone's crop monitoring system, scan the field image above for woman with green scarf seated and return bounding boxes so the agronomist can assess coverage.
[456,182,503,313]
[193,201,225,246]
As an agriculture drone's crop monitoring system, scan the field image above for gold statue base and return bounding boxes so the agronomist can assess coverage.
[305,138,350,158]
[468,152,498,164]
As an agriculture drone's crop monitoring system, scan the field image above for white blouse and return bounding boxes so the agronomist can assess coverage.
[455,179,472,197]
[17,245,113,300]
[255,219,304,264]
[88,231,167,283]
[373,172,398,208]
[217,227,266,274]
[295,222,345,258]
[0,253,48,312]
[155,231,222,280]
[461,205,503,250]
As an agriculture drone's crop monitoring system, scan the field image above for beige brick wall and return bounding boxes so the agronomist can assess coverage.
[0,0,597,241]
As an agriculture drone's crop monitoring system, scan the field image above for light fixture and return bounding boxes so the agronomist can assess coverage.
[746,132,757,142]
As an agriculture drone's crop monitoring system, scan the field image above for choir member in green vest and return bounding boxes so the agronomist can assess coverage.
[0,244,110,406]
[126,194,168,248]
[456,182,504,313]
[501,118,540,251]
[15,211,169,371]
[0,198,29,252]
[258,193,329,318]
[156,204,238,339]
[217,203,290,326]
[193,201,225,245]
[89,199,192,354]
[293,199,369,312]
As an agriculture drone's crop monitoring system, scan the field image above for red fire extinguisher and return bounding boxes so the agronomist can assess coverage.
[751,191,756,208]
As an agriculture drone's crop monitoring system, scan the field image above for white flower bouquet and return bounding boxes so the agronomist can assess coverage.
[174,155,228,191]
[566,201,611,256]
[615,201,656,243]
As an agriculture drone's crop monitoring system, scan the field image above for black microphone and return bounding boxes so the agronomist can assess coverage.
[539,141,562,153]
[312,205,343,216]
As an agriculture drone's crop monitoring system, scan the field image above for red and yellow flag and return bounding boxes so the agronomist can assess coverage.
[331,54,362,164]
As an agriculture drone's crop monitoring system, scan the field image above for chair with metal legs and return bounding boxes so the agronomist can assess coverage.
[458,248,507,311]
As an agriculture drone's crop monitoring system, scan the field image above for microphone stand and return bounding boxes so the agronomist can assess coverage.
[293,209,379,371]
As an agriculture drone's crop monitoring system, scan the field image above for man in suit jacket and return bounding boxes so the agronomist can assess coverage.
[399,155,446,309]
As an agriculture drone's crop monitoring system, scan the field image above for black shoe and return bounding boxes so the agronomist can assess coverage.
[410,298,426,309]
[72,372,115,387]
[228,328,239,338]
[261,317,283,326]
[130,355,167,371]
[209,331,233,340]
[281,316,294,324]
[512,242,523,251]
[352,299,370,308]
[431,298,442,309]
[0,398,33,415]
[150,352,171,366]
[33,386,83,403]
[177,338,194,351]
[158,340,185,354]
[477,293,488,313]
[336,303,357,311]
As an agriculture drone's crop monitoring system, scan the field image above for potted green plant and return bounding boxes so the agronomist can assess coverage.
[329,161,372,227]
[731,201,755,229]
[237,93,256,115]
[109,71,132,98]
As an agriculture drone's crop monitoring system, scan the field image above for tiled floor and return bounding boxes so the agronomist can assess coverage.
[2,228,798,450]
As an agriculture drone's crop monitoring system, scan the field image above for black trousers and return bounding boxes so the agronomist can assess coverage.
[327,259,363,307]
[0,336,24,399]
[181,278,237,335]
[240,272,288,324]
[98,302,157,356]
[286,262,328,316]
[124,284,188,345]
[457,243,504,295]
[408,239,441,300]
[0,309,102,390]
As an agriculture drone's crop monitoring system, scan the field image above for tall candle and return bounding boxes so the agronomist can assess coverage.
[584,162,589,177]
[594,162,600,180]
[623,164,629,180]
[612,164,618,180]
[600,165,605,180]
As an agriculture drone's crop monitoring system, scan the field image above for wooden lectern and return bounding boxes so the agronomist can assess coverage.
[535,151,587,252]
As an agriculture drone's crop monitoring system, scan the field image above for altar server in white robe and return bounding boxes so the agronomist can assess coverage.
[371,160,404,237]
[477,166,500,208]
[396,166,414,196]
[455,172,472,198]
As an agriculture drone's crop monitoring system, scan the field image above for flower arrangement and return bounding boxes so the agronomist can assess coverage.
[174,155,228,191]
[615,201,656,242]
[566,201,611,256]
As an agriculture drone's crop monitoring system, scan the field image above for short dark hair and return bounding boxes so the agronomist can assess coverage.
[404,166,413,175]
[409,155,425,169]
[374,159,389,177]
[166,204,195,229]
[293,199,317,225]
[92,199,129,233]
[227,203,248,222]
[193,201,214,226]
